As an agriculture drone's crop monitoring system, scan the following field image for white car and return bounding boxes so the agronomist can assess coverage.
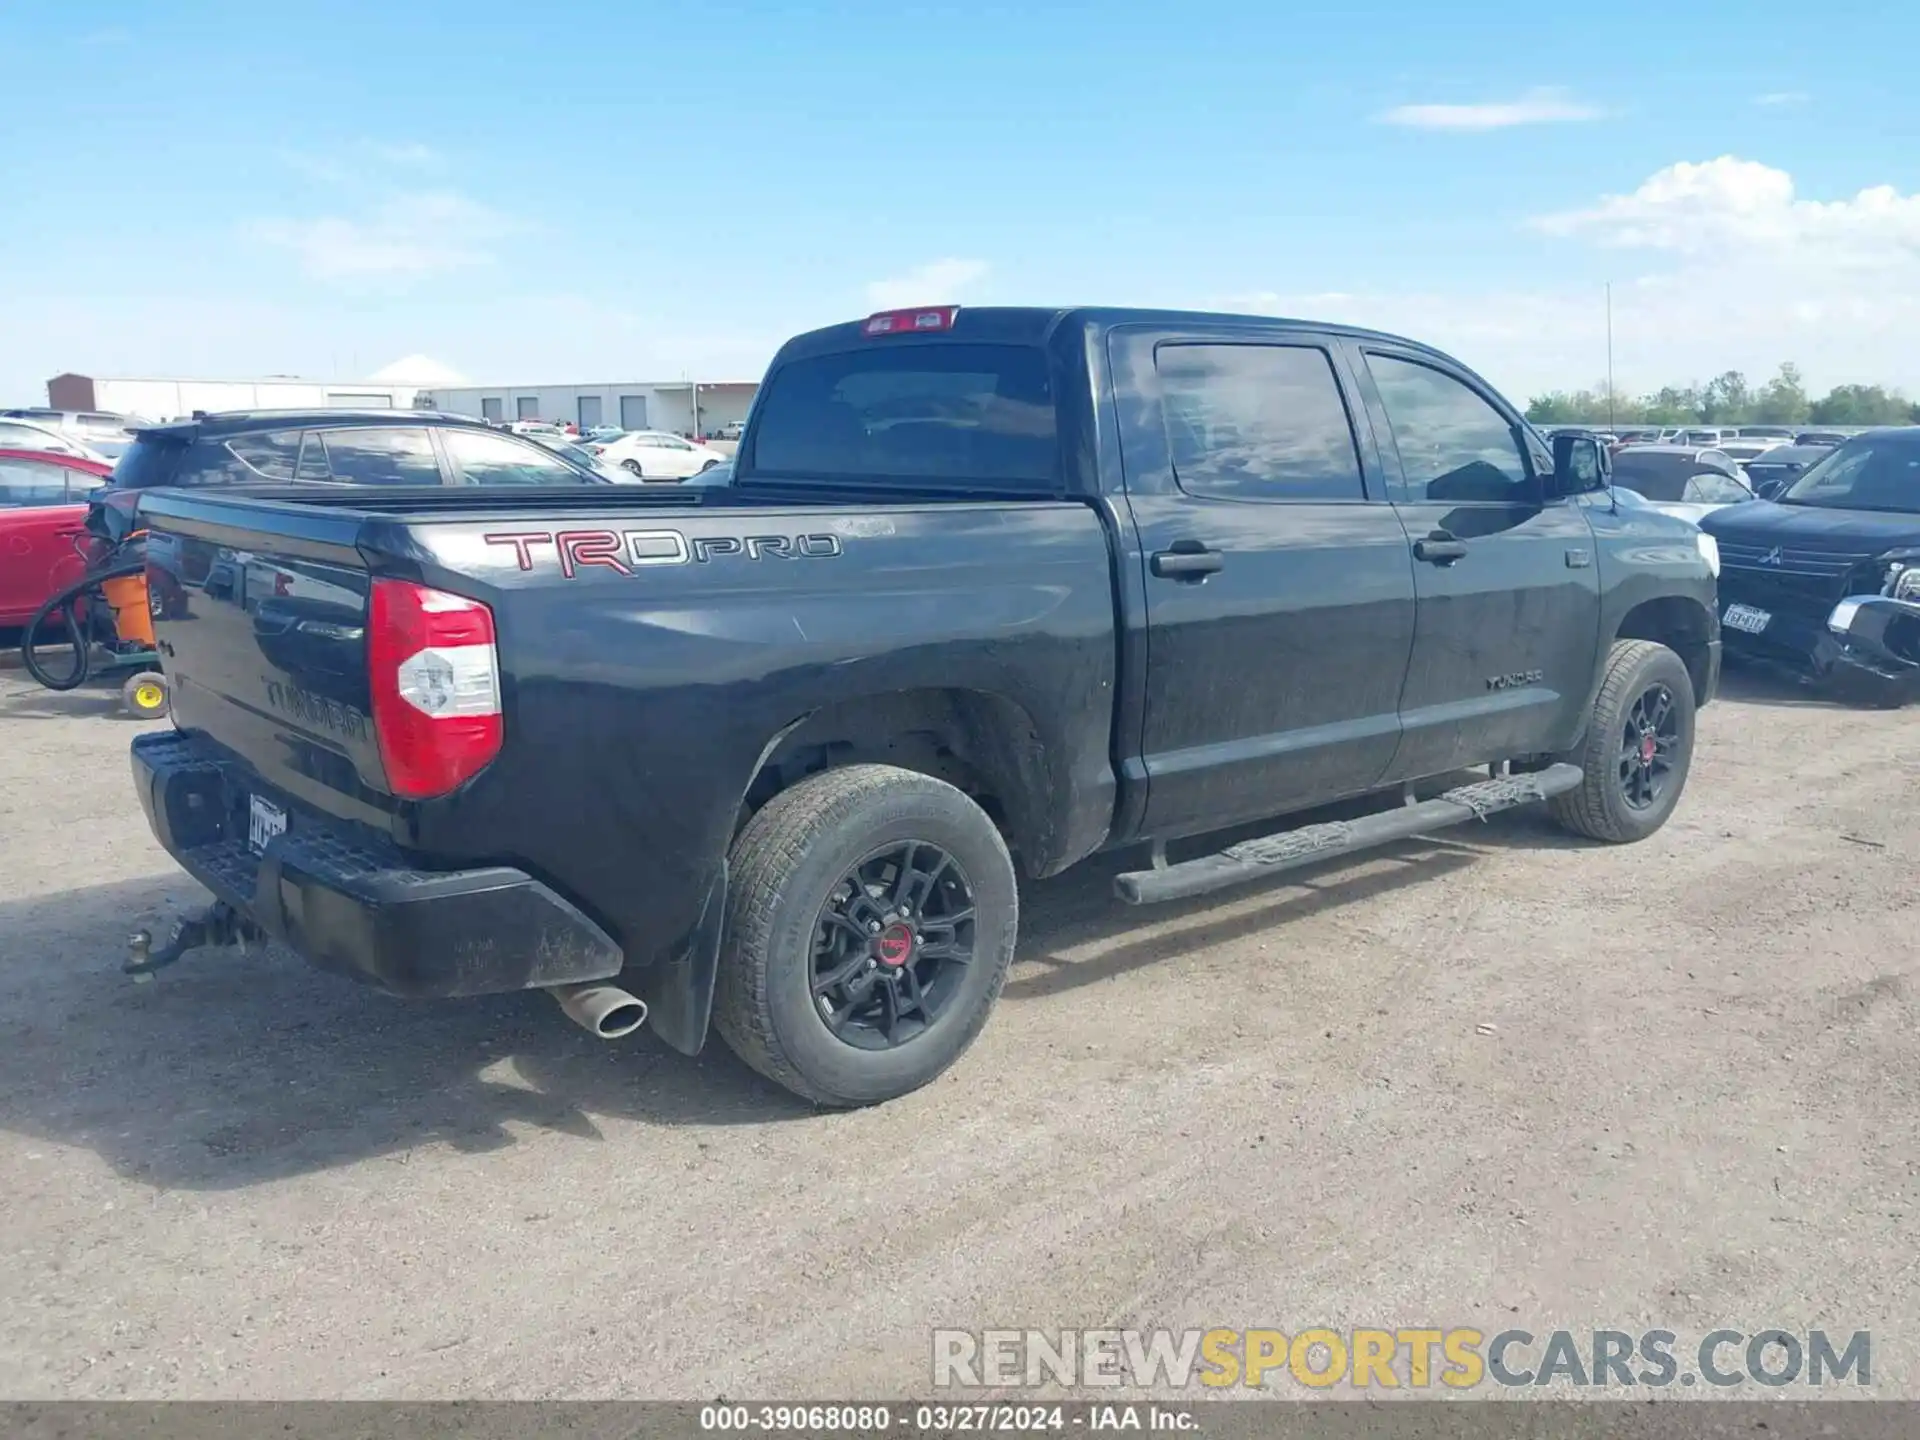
[593,429,731,481]
[0,416,113,465]
[1610,446,1759,525]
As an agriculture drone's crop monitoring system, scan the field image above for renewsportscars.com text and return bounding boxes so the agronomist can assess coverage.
[932,1327,1871,1391]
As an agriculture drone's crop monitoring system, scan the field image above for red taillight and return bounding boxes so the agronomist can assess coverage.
[367,578,502,799]
[862,305,958,336]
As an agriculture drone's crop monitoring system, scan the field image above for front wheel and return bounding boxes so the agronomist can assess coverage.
[1549,639,1697,843]
[620,458,644,479]
[713,764,1018,1106]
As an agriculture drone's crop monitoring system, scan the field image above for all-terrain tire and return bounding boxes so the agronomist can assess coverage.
[1549,639,1697,843]
[712,764,1018,1106]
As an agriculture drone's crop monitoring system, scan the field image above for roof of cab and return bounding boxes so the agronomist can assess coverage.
[771,305,1456,362]
[131,409,492,441]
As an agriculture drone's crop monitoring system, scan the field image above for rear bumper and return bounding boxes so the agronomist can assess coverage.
[130,730,624,998]
[1721,592,1920,689]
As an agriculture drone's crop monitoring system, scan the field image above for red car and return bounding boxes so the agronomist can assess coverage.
[0,448,113,627]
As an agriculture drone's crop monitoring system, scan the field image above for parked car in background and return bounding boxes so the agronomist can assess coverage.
[0,416,113,465]
[583,426,626,443]
[1609,445,1758,524]
[101,410,610,513]
[592,428,731,480]
[1735,426,1796,440]
[1,407,144,459]
[1743,444,1831,499]
[1677,427,1741,447]
[711,419,747,441]
[1702,427,1920,702]
[1795,431,1850,447]
[0,449,113,626]
[528,433,628,481]
[1718,439,1786,464]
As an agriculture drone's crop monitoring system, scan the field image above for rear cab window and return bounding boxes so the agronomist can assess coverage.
[744,342,1059,489]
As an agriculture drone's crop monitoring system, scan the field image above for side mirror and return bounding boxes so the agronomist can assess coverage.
[1551,432,1610,495]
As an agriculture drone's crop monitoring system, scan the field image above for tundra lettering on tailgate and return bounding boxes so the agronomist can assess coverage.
[482,528,843,577]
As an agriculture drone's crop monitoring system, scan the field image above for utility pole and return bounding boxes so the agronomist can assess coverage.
[1605,283,1616,429]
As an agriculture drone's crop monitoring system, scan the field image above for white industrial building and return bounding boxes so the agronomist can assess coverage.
[424,380,759,438]
[46,355,760,439]
[47,372,432,421]
[46,356,464,423]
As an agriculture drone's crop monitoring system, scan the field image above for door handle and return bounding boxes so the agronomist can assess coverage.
[1151,542,1224,580]
[1413,531,1469,566]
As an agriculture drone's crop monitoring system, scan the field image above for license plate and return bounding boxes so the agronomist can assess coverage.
[249,795,287,854]
[1723,602,1772,635]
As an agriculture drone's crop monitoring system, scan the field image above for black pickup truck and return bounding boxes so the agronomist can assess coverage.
[128,306,1721,1106]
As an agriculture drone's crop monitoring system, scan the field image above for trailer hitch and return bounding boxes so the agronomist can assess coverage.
[126,900,265,981]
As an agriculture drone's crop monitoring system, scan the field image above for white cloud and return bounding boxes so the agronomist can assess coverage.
[1531,156,1920,260]
[866,258,989,310]
[1755,91,1810,106]
[247,192,521,282]
[1378,88,1602,131]
[1230,158,1920,400]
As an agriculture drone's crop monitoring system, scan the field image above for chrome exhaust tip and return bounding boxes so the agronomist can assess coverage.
[546,982,648,1040]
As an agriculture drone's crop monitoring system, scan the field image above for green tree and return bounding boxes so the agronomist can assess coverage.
[1701,371,1753,424]
[1525,391,1585,423]
[1643,385,1702,425]
[1809,384,1913,426]
[1752,363,1811,425]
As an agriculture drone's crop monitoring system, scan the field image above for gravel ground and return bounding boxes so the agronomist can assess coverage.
[0,659,1915,1400]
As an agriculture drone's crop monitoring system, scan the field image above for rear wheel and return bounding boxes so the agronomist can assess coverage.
[1549,639,1696,843]
[621,458,644,479]
[713,764,1018,1106]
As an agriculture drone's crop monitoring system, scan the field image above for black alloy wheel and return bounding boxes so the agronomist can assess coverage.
[810,841,976,1050]
[1618,682,1681,810]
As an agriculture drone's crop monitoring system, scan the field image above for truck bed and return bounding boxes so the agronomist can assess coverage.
[134,482,1121,1038]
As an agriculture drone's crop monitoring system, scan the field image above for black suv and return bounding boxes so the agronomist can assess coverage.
[92,409,610,548]
[109,409,609,493]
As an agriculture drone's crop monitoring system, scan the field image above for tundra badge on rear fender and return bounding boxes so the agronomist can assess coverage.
[482,528,843,577]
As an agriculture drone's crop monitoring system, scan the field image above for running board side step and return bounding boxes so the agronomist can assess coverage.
[1114,764,1584,906]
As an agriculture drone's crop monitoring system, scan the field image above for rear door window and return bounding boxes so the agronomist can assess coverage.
[1155,343,1366,501]
[747,343,1058,487]
[317,428,444,486]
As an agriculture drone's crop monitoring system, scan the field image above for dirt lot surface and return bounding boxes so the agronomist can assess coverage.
[1,660,1915,1401]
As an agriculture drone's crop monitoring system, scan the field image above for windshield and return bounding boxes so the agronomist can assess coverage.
[1779,433,1920,513]
[746,342,1059,488]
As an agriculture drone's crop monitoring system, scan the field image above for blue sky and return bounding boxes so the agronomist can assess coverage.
[5,0,1917,403]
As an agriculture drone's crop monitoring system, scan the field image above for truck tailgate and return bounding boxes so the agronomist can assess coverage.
[145,496,397,829]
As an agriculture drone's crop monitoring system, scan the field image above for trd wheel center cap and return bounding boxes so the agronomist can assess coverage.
[876,923,914,967]
[1639,732,1657,766]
